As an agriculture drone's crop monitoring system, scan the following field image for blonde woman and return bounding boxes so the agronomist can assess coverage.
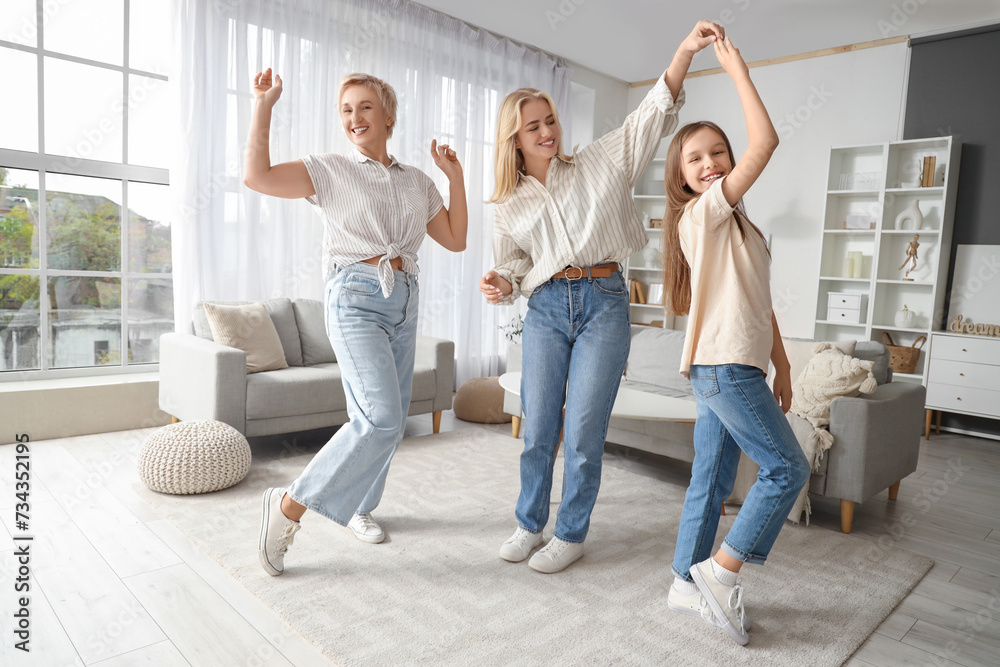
[480,22,724,574]
[244,69,467,576]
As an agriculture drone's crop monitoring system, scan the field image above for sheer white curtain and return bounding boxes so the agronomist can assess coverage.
[170,0,571,383]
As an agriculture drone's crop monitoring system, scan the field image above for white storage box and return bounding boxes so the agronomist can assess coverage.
[826,292,867,323]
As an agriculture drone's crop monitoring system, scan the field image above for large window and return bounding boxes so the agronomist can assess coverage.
[0,0,172,377]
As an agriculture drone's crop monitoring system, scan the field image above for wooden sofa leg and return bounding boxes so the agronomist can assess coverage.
[888,481,901,501]
[720,503,726,516]
[171,416,180,424]
[924,409,932,439]
[840,500,855,534]
[432,411,442,434]
[511,415,521,438]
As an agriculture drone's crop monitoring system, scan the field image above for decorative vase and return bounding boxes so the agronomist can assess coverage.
[894,199,923,231]
[894,304,917,328]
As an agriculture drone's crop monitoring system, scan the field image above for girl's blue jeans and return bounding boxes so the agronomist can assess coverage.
[672,363,811,580]
[515,270,631,543]
[287,262,418,526]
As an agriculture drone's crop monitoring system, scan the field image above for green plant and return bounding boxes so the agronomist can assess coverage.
[500,313,524,343]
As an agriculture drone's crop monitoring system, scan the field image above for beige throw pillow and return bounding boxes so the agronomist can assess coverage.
[203,302,288,374]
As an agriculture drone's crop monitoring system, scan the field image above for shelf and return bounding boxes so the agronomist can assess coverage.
[630,303,665,309]
[871,324,929,334]
[876,279,933,286]
[628,266,662,272]
[633,195,665,200]
[826,190,880,196]
[814,320,867,328]
[644,227,663,233]
[823,229,876,235]
[885,187,943,195]
[819,276,871,283]
[880,229,939,235]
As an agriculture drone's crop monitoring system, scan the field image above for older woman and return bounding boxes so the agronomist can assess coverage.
[244,68,467,576]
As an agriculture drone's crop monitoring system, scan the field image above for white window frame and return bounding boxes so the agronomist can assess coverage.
[0,0,171,381]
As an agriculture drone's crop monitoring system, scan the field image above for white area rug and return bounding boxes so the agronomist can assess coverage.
[136,427,933,666]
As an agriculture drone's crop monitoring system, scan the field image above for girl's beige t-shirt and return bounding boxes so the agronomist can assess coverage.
[678,177,773,377]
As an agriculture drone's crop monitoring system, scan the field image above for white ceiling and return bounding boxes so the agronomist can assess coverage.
[413,0,1000,82]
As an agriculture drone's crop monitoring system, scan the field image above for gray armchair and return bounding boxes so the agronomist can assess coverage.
[808,379,925,532]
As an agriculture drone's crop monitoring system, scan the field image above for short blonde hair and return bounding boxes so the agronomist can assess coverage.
[489,88,570,203]
[338,73,397,138]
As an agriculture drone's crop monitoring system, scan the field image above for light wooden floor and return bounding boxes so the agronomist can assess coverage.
[1,413,997,666]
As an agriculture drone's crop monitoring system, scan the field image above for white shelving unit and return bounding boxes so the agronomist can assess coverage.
[814,136,962,385]
[625,157,671,327]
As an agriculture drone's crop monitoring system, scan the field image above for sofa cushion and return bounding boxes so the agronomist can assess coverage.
[194,298,303,366]
[203,302,288,374]
[853,340,891,385]
[624,325,689,395]
[246,364,345,419]
[293,298,337,365]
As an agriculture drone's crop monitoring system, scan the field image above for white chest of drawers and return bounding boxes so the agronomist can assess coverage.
[925,332,1000,436]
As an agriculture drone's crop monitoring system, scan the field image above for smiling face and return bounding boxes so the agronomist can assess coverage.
[679,126,734,194]
[340,84,392,152]
[514,98,561,168]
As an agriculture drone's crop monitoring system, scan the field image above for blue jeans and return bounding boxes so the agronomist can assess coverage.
[516,270,631,543]
[672,363,810,580]
[287,263,418,526]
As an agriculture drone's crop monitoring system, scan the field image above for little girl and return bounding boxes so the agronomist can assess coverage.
[661,37,810,646]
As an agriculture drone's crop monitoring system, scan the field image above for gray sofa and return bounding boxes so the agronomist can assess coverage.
[504,324,926,533]
[159,298,454,437]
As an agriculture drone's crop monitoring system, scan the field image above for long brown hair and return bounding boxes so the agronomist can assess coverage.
[661,121,769,316]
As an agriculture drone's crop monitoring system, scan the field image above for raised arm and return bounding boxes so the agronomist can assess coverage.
[598,21,722,189]
[715,38,779,207]
[243,68,316,199]
[426,140,468,252]
[664,21,725,101]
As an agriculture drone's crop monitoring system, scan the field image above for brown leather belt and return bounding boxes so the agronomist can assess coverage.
[550,263,619,281]
[362,255,404,271]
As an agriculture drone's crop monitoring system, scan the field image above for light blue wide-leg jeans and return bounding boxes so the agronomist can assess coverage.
[287,263,418,526]
[672,363,811,581]
[515,270,631,543]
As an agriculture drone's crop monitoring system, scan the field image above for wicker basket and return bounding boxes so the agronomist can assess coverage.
[882,332,926,374]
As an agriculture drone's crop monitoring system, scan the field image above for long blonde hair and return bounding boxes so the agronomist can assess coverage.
[489,88,571,203]
[662,121,769,316]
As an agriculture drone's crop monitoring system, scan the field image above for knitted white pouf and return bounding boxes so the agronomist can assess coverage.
[138,420,251,494]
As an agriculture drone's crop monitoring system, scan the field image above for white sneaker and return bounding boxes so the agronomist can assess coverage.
[348,513,385,544]
[259,487,301,577]
[528,536,584,573]
[667,583,753,631]
[690,558,750,645]
[499,527,544,562]
[667,583,717,626]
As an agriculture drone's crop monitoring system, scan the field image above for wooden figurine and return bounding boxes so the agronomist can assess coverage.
[898,234,920,280]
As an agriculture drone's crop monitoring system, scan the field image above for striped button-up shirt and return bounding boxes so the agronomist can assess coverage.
[303,149,444,297]
[492,72,684,303]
